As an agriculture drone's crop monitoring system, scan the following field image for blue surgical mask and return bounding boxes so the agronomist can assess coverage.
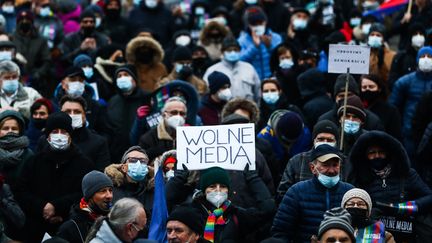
[343,119,360,134]
[279,59,294,69]
[1,5,14,14]
[0,51,12,61]
[262,92,279,105]
[127,161,148,181]
[67,81,85,97]
[350,17,361,27]
[116,76,133,92]
[317,172,339,188]
[175,63,184,73]
[39,6,51,17]
[293,18,307,30]
[82,67,94,79]
[368,36,382,48]
[224,51,240,63]
[251,25,266,36]
[2,79,19,93]
[134,0,141,5]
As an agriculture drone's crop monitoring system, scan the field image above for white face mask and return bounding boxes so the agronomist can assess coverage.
[419,57,432,72]
[368,35,382,48]
[145,0,158,8]
[0,51,12,61]
[165,170,175,180]
[314,141,336,149]
[293,18,307,30]
[217,88,232,101]
[251,25,266,36]
[70,114,83,129]
[67,81,85,97]
[412,34,425,49]
[48,133,70,150]
[175,35,191,46]
[206,191,228,208]
[166,115,185,129]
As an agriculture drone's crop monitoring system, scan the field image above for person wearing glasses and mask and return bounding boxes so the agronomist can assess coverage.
[139,97,187,161]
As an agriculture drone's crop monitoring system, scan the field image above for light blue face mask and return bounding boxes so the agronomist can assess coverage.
[279,59,294,69]
[343,119,360,134]
[67,81,85,97]
[317,172,339,188]
[224,51,240,63]
[39,7,51,17]
[2,79,19,94]
[116,76,133,92]
[82,67,94,79]
[368,36,382,48]
[263,92,279,105]
[127,161,148,181]
[175,63,184,73]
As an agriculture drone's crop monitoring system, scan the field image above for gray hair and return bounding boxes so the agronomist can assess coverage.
[161,96,187,113]
[0,60,20,77]
[108,198,144,231]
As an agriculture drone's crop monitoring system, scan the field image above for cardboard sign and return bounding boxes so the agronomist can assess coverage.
[176,124,256,171]
[328,44,370,74]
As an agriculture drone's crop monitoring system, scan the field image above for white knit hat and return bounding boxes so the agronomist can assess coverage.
[341,188,372,215]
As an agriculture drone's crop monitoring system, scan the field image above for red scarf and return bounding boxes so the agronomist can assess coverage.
[79,197,99,221]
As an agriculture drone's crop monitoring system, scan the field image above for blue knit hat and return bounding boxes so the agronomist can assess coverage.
[73,54,93,68]
[417,46,432,62]
[82,170,113,200]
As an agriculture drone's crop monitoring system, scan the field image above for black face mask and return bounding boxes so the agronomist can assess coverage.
[82,27,95,37]
[33,118,47,130]
[297,63,312,73]
[105,8,120,19]
[370,158,388,170]
[89,199,111,216]
[178,66,193,80]
[192,57,207,69]
[19,22,32,33]
[346,207,370,228]
[360,90,380,103]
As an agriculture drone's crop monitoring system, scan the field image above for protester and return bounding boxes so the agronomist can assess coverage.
[312,207,356,243]
[25,98,53,151]
[166,205,208,243]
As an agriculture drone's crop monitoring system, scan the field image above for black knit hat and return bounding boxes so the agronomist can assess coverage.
[200,167,231,191]
[82,170,113,200]
[369,23,386,37]
[168,205,205,235]
[114,64,139,83]
[318,207,355,242]
[276,111,303,142]
[337,95,366,122]
[0,110,25,135]
[312,120,338,140]
[244,6,267,25]
[80,9,96,22]
[64,66,86,79]
[221,37,240,51]
[333,73,359,96]
[172,46,192,62]
[208,71,231,94]
[45,112,73,136]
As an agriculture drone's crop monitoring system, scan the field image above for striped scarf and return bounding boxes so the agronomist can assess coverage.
[398,201,418,215]
[204,200,231,242]
[79,198,99,220]
[356,221,386,243]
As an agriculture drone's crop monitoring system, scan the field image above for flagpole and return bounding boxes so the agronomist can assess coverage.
[339,68,350,152]
[407,0,413,13]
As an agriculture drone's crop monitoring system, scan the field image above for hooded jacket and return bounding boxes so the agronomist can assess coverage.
[125,36,167,92]
[198,21,230,61]
[0,84,41,119]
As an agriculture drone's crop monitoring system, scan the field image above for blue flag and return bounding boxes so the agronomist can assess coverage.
[149,167,168,243]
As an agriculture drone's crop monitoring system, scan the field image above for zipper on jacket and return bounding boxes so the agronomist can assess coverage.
[326,190,330,210]
[381,179,387,188]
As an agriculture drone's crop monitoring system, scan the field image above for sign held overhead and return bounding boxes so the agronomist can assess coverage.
[176,124,256,171]
[328,44,370,74]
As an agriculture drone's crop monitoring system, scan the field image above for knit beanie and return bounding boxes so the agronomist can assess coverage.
[172,46,192,62]
[417,46,432,62]
[120,146,148,164]
[0,110,25,135]
[73,54,93,68]
[276,111,303,142]
[114,64,139,83]
[80,9,96,22]
[44,112,73,136]
[200,167,231,191]
[337,95,366,122]
[168,205,205,235]
[221,37,240,51]
[244,6,267,25]
[368,23,386,37]
[82,170,113,200]
[341,188,373,216]
[208,71,231,94]
[312,120,338,140]
[318,207,355,242]
[333,73,359,96]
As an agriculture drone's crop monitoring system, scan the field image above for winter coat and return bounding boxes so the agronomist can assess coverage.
[71,127,110,171]
[388,47,418,89]
[89,219,122,243]
[15,143,93,242]
[198,94,226,125]
[0,11,16,34]
[104,163,154,216]
[198,21,230,61]
[203,59,261,102]
[34,15,65,49]
[261,0,290,34]
[100,15,130,46]
[25,119,44,152]
[57,204,96,243]
[0,146,33,194]
[366,99,402,141]
[125,37,168,92]
[139,122,174,163]
[272,176,354,242]
[238,29,282,80]
[0,84,41,119]
[369,47,396,84]
[159,69,208,96]
[106,88,150,163]
[93,56,124,100]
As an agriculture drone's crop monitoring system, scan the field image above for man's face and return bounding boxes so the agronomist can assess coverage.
[167,220,199,243]
[339,113,362,125]
[80,17,95,30]
[121,150,149,174]
[205,183,229,195]
[106,0,120,10]
[61,101,86,125]
[366,145,386,160]
[311,158,340,177]
[0,118,19,137]
[48,128,71,144]
[89,186,113,211]
[126,208,147,242]
[163,101,187,120]
[314,132,336,146]
[0,71,19,85]
[61,75,85,91]
[335,91,354,103]
[33,105,49,119]
[320,229,353,243]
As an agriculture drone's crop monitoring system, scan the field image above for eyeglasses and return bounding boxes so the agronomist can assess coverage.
[345,201,367,208]
[165,110,186,116]
[131,222,145,232]
[127,157,148,164]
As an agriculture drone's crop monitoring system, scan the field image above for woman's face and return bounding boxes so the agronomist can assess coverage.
[262,82,280,94]
[0,118,19,137]
[278,50,293,61]
[205,183,228,195]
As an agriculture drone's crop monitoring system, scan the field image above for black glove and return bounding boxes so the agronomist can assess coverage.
[243,164,259,182]
[174,164,190,180]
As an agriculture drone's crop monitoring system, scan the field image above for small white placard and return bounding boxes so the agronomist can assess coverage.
[328,44,370,74]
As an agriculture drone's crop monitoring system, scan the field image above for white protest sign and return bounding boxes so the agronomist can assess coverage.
[328,44,370,74]
[176,124,256,171]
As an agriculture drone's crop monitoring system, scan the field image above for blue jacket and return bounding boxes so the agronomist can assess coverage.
[237,29,282,80]
[389,71,432,139]
[272,177,354,242]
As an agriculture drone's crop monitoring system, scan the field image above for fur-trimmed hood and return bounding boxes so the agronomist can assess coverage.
[104,163,155,189]
[199,20,230,46]
[126,36,165,65]
[221,98,260,124]
[349,131,410,183]
[94,57,124,84]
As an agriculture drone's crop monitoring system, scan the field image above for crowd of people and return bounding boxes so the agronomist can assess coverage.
[0,0,431,242]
